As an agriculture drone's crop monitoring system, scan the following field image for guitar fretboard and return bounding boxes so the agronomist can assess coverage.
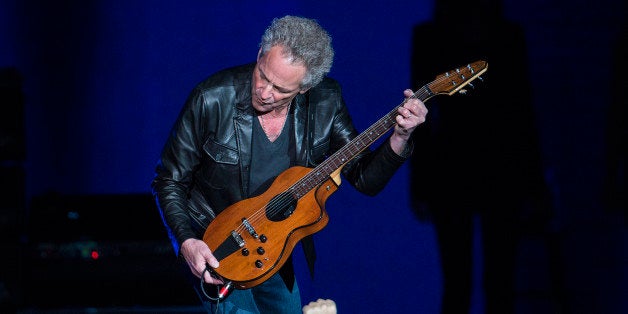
[290,85,434,198]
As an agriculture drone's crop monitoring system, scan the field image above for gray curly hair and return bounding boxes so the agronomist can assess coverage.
[259,15,334,90]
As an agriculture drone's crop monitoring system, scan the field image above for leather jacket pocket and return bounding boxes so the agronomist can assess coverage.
[203,139,239,165]
[201,139,240,190]
[187,187,215,235]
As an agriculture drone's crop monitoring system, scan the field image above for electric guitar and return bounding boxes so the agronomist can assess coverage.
[203,60,488,289]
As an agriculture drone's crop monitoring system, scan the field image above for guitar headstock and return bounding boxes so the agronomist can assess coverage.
[428,60,487,96]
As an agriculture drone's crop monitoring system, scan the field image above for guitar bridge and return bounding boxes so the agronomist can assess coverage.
[242,218,259,239]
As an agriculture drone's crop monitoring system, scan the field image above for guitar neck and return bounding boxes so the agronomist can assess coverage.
[289,60,488,198]
[290,85,434,198]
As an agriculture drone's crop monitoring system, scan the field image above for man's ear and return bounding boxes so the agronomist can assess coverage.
[299,88,310,94]
[257,48,263,61]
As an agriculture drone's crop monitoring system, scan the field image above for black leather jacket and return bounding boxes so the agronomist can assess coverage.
[151,63,411,256]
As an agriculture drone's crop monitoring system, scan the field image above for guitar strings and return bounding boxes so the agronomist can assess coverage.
[235,63,484,233]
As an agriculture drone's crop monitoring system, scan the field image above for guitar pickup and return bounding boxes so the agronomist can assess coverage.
[242,218,259,239]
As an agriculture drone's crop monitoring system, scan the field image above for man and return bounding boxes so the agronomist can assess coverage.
[152,15,427,313]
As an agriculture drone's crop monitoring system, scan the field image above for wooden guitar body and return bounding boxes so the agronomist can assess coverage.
[203,166,338,289]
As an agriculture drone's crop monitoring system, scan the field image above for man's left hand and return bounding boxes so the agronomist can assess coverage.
[390,89,428,154]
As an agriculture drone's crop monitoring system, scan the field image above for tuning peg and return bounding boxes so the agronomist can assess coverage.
[478,76,484,82]
[468,82,475,89]
[459,89,467,95]
[467,64,475,74]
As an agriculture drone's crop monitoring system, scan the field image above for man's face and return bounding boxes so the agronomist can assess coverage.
[251,45,307,113]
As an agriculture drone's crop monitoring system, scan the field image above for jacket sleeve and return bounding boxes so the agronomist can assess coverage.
[343,138,413,196]
[320,81,413,196]
[151,87,206,256]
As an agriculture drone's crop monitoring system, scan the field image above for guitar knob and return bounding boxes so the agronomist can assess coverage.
[255,260,263,268]
[259,234,267,243]
[257,247,265,255]
[241,248,250,256]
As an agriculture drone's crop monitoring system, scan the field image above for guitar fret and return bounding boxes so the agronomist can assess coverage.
[323,164,333,175]
[346,145,355,156]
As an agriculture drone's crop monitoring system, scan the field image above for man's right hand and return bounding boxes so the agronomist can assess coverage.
[180,238,223,285]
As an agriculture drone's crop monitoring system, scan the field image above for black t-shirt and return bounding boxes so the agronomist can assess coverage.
[249,113,293,196]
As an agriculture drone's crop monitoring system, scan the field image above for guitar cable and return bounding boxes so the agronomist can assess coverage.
[200,267,234,313]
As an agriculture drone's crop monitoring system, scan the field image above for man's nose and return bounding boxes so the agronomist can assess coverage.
[260,83,274,100]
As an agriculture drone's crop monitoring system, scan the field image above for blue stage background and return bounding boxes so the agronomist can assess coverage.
[1,0,626,313]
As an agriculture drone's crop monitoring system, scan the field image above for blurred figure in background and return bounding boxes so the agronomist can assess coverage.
[409,1,550,313]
